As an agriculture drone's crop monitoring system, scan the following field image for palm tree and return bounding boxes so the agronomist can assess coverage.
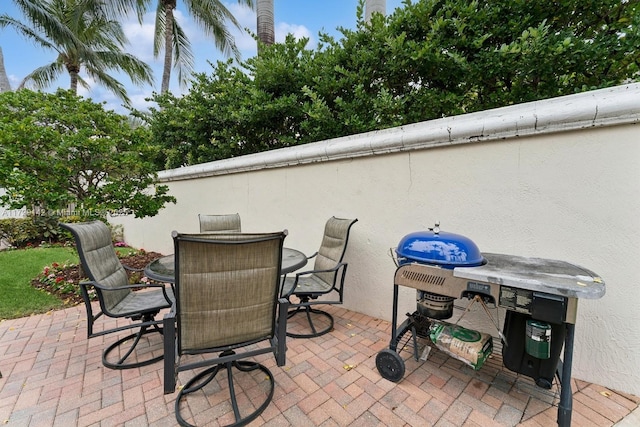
[0,47,11,92]
[0,0,153,105]
[122,0,254,93]
[255,0,386,50]
[365,0,386,22]
[256,0,274,46]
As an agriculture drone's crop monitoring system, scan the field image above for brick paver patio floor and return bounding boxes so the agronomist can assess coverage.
[1,303,638,426]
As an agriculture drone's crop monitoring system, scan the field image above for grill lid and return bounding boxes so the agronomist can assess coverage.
[396,223,485,267]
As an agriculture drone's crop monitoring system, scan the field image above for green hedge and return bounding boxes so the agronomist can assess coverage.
[0,216,82,248]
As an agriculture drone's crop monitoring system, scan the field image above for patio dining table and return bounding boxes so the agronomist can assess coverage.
[144,247,308,284]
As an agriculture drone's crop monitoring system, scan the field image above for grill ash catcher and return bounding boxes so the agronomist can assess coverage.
[375,223,605,427]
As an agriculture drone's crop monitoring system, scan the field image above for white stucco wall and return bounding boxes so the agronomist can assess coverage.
[110,83,640,396]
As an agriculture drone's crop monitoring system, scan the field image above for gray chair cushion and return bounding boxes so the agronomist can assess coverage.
[61,221,130,312]
[281,274,333,296]
[313,217,357,285]
[110,287,175,316]
[198,213,242,233]
[174,232,285,351]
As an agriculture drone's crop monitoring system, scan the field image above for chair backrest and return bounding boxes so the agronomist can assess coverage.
[172,231,286,353]
[198,213,241,233]
[59,221,130,312]
[313,217,358,285]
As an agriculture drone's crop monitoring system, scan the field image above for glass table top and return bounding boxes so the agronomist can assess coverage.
[144,247,308,283]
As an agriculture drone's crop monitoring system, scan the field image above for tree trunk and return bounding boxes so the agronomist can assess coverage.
[65,60,80,95]
[0,47,11,92]
[365,0,386,22]
[69,71,78,94]
[161,1,176,93]
[257,0,274,48]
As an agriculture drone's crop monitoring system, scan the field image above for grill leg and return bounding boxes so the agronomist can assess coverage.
[390,284,400,349]
[557,323,574,427]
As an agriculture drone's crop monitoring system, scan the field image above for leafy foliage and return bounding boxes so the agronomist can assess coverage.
[144,36,314,168]
[0,0,154,105]
[0,89,176,220]
[31,247,157,306]
[0,217,69,247]
[143,0,639,169]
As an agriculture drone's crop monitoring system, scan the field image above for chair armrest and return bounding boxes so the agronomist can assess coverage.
[281,262,348,298]
[293,261,346,278]
[278,253,324,285]
[80,281,174,305]
[80,280,168,292]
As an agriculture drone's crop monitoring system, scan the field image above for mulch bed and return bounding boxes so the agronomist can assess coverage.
[30,251,164,306]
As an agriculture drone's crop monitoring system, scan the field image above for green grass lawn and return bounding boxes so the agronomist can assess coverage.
[0,246,79,319]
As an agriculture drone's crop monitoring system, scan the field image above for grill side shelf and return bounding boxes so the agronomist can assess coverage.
[452,253,606,300]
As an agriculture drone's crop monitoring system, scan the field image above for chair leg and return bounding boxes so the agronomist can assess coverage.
[164,311,177,394]
[175,353,275,427]
[103,317,164,370]
[286,304,334,338]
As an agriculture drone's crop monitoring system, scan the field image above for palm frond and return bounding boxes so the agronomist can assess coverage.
[171,21,195,88]
[83,67,130,105]
[19,60,64,90]
[78,0,153,23]
[8,0,159,101]
[92,51,155,85]
[0,15,59,53]
[184,0,242,59]
[83,17,128,49]
[152,1,167,57]
[12,0,80,44]
[75,74,91,91]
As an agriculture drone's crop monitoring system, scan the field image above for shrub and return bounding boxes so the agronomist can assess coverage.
[0,216,77,248]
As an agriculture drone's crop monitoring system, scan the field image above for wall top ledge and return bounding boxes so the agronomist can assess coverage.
[159,83,640,182]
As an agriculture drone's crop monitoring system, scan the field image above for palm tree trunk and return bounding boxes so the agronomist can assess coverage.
[0,47,11,92]
[64,59,80,95]
[365,0,386,22]
[69,71,79,94]
[257,0,274,48]
[161,0,176,93]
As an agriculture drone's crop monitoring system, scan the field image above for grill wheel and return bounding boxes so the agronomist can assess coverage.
[375,349,405,383]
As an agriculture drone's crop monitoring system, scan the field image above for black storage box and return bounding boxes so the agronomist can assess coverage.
[501,310,567,389]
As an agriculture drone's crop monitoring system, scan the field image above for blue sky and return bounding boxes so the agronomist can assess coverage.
[1,0,405,113]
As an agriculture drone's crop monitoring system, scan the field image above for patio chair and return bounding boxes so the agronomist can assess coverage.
[59,221,173,370]
[164,231,289,427]
[198,213,241,233]
[280,216,358,338]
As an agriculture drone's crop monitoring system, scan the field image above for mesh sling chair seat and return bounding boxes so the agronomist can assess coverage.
[280,217,358,338]
[198,213,241,233]
[60,221,174,370]
[164,231,289,427]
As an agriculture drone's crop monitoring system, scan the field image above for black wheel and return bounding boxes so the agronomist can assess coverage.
[376,349,405,382]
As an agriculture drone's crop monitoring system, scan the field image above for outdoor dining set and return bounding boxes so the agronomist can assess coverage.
[59,214,358,427]
[58,212,605,427]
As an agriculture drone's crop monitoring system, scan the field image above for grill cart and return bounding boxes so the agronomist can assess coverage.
[375,224,605,427]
